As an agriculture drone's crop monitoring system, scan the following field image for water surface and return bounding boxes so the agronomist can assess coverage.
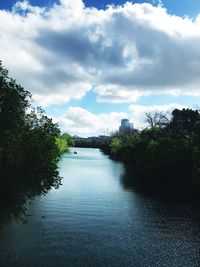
[0,148,200,266]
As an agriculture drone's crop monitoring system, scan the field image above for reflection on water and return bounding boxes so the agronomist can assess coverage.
[0,148,200,267]
[0,160,62,226]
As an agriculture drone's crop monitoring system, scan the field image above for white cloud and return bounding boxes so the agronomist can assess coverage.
[1,1,200,106]
[53,104,187,137]
[55,106,127,137]
[95,84,151,103]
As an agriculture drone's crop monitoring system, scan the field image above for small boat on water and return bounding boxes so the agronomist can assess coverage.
[74,151,78,154]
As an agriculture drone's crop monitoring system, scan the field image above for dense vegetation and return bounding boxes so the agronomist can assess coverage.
[0,61,64,220]
[56,133,74,153]
[101,108,200,191]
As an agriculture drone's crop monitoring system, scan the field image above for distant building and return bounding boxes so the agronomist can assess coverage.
[121,119,130,128]
[129,123,134,129]
[119,119,134,134]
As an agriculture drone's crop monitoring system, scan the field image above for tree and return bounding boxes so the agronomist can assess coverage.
[145,111,170,128]
[168,108,200,136]
[56,133,74,153]
[0,61,62,219]
[103,108,200,192]
[110,137,122,155]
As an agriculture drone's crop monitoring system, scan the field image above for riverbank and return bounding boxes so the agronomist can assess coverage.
[100,108,200,194]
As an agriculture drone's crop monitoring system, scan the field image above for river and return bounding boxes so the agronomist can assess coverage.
[0,147,200,266]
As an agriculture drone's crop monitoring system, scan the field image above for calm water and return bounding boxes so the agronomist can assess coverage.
[1,148,200,267]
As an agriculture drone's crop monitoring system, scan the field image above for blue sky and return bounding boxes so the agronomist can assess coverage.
[85,0,200,18]
[1,0,200,17]
[1,0,200,136]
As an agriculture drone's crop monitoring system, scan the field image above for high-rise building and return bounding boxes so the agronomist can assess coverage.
[119,119,134,133]
[121,119,130,128]
[129,123,134,129]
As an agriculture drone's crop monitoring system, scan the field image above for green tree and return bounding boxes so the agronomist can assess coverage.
[0,61,62,219]
[103,108,200,192]
[110,137,122,156]
[56,133,74,153]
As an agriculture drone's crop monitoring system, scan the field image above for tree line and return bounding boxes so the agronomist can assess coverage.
[0,61,71,220]
[101,108,200,192]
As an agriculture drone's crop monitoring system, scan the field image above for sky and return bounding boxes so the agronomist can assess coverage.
[1,0,200,136]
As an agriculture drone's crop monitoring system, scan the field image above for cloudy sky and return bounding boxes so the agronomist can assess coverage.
[1,0,200,136]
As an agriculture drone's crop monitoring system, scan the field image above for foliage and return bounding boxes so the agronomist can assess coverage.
[0,61,62,221]
[56,133,74,153]
[110,137,122,155]
[101,108,200,191]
